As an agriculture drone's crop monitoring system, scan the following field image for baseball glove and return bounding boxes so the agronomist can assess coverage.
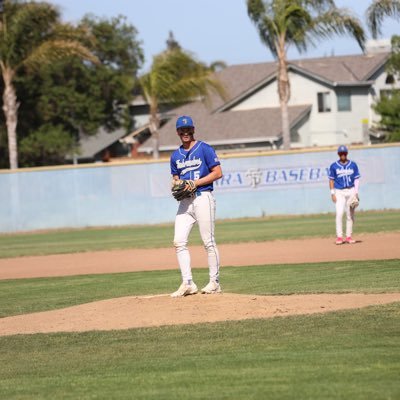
[171,179,197,201]
[349,194,360,209]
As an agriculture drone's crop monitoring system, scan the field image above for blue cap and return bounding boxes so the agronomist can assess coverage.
[176,115,194,129]
[337,145,348,153]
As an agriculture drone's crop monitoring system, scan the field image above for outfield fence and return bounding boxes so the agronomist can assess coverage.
[1,144,399,233]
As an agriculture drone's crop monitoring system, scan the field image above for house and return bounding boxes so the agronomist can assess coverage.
[65,127,130,163]
[132,42,398,156]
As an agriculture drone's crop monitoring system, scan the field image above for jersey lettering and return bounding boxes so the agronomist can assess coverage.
[336,168,354,177]
[170,141,220,192]
[176,157,203,175]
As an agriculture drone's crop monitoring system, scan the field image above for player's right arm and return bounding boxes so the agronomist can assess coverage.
[329,179,336,203]
[170,151,180,181]
[328,163,336,203]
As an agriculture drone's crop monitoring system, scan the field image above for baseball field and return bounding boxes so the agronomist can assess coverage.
[1,210,399,399]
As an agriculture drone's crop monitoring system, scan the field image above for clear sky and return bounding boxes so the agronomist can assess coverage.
[48,0,399,72]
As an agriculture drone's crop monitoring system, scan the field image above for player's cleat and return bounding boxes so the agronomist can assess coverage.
[335,237,344,245]
[201,281,222,294]
[170,282,198,298]
[345,237,356,244]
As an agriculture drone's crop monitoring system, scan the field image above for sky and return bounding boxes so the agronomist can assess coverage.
[48,0,399,72]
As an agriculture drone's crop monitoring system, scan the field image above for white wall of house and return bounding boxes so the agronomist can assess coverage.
[334,87,370,144]
[290,73,338,146]
[292,117,310,148]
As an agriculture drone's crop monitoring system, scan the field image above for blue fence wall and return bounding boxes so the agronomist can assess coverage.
[1,145,399,233]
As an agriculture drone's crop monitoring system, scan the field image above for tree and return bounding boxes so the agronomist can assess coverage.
[139,43,227,159]
[19,124,75,167]
[373,35,400,142]
[366,0,400,39]
[26,14,144,161]
[0,0,97,169]
[374,92,400,141]
[247,0,365,150]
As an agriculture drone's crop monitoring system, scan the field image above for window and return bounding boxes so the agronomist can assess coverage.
[385,74,395,84]
[317,92,331,112]
[337,90,351,111]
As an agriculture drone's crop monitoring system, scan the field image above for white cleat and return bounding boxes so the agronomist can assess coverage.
[170,282,198,298]
[201,281,222,294]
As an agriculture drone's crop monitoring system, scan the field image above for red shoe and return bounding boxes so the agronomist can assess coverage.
[335,237,344,245]
[345,237,356,244]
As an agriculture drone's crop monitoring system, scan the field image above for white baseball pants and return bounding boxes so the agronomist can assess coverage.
[174,191,220,284]
[335,187,356,238]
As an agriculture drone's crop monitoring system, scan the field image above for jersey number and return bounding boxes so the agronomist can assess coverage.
[194,171,200,180]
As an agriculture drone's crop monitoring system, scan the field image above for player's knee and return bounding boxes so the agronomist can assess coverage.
[174,240,188,252]
[203,239,217,251]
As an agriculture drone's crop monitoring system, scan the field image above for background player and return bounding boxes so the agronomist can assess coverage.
[170,115,222,297]
[328,145,361,245]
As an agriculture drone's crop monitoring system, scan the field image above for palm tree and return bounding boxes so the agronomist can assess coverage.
[247,0,365,150]
[367,0,400,38]
[0,0,97,169]
[139,47,227,159]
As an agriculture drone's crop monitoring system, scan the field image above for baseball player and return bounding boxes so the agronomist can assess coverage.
[328,145,361,245]
[170,115,222,297]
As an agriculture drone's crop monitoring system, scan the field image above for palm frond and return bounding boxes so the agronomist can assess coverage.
[247,0,279,57]
[22,40,99,70]
[139,48,227,107]
[312,8,365,51]
[2,2,59,65]
[366,0,400,39]
[50,23,96,49]
[281,4,314,53]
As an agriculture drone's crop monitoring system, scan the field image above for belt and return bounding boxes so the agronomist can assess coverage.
[195,190,211,197]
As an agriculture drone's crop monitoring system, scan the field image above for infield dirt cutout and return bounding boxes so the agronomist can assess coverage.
[0,233,399,336]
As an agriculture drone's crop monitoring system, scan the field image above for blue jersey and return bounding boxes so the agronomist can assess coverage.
[329,160,360,189]
[170,141,220,192]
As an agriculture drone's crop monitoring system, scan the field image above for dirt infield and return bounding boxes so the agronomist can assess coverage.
[1,233,399,336]
[1,232,399,280]
[1,292,400,336]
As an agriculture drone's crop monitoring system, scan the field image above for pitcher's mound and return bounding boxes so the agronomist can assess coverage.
[1,292,400,336]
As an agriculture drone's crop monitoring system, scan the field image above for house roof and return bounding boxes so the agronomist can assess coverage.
[148,103,311,151]
[289,52,389,84]
[77,128,128,159]
[208,52,389,111]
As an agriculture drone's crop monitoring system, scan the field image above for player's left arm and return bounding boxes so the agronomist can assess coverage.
[194,165,222,187]
[194,144,222,188]
[353,162,361,195]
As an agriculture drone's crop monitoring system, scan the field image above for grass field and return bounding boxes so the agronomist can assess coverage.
[0,209,399,258]
[1,211,399,399]
[1,304,399,399]
[0,259,399,318]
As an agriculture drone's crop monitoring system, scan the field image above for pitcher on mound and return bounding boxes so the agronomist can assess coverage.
[170,115,222,297]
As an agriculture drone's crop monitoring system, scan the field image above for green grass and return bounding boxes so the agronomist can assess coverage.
[1,304,399,399]
[1,211,399,399]
[1,259,399,318]
[0,210,399,258]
